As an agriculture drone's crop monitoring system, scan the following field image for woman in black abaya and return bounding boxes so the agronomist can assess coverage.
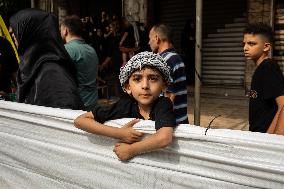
[9,9,84,110]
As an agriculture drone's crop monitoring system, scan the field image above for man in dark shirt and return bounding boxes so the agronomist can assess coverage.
[0,36,18,100]
[243,23,284,135]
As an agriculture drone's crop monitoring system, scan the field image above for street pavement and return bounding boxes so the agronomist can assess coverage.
[187,94,249,131]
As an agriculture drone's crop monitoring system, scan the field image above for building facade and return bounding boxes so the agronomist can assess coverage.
[33,0,283,94]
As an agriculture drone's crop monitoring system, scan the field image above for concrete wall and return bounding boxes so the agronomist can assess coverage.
[245,0,273,92]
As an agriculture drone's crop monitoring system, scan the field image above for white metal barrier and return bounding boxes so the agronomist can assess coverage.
[0,101,284,189]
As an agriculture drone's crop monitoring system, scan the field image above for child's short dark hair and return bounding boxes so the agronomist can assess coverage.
[243,23,274,44]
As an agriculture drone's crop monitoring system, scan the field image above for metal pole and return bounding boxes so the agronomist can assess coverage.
[270,0,275,58]
[270,0,275,27]
[194,0,202,126]
[122,0,125,17]
[31,0,35,8]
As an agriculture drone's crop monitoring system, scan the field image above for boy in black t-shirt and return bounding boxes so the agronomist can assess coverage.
[243,23,284,135]
[74,51,176,161]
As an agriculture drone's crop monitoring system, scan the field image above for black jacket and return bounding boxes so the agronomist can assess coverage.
[10,8,84,109]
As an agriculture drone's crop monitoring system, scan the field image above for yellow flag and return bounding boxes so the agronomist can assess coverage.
[0,15,20,64]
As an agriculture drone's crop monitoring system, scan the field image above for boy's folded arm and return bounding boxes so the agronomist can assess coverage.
[114,127,174,161]
[74,113,143,142]
[74,112,124,140]
[119,119,144,143]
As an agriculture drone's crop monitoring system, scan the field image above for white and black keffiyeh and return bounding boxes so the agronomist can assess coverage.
[119,51,172,89]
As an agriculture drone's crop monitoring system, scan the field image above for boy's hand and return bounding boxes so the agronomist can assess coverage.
[113,143,133,161]
[119,119,144,143]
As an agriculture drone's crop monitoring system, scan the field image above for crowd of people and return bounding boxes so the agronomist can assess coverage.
[79,11,150,97]
[0,8,283,161]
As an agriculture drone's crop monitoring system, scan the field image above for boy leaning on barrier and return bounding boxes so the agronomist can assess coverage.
[74,51,176,160]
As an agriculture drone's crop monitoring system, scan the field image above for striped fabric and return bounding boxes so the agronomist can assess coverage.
[160,48,188,124]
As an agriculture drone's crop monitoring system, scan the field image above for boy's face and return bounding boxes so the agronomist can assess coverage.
[243,34,270,64]
[124,67,166,107]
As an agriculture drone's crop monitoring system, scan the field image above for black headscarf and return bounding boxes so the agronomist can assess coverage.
[10,8,76,91]
[9,9,84,109]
